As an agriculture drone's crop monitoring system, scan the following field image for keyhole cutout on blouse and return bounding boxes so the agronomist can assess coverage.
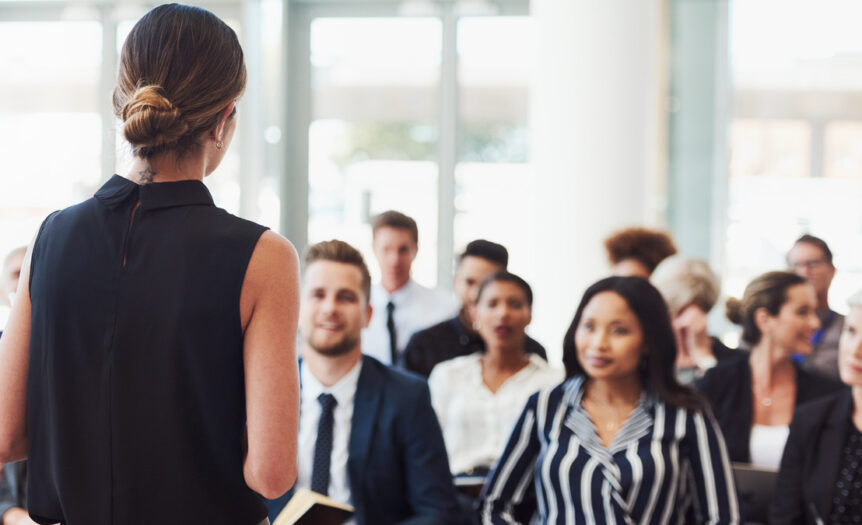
[122,201,141,268]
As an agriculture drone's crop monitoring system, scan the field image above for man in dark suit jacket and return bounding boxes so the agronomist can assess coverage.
[404,240,547,378]
[266,240,458,525]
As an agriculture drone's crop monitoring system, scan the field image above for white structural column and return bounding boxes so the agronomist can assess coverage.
[525,0,669,363]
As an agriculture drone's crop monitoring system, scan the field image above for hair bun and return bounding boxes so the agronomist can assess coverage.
[725,296,744,324]
[121,85,188,148]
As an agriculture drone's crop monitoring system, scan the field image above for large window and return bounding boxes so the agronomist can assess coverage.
[726,0,862,310]
[287,1,531,287]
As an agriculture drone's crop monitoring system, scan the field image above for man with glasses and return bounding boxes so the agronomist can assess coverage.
[786,234,842,378]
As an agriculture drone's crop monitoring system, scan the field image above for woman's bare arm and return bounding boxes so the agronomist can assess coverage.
[0,243,33,463]
[240,230,300,499]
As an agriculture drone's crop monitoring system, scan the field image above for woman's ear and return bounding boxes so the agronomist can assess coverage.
[212,101,236,142]
[753,306,772,334]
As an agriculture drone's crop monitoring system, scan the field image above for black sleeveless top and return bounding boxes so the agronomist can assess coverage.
[26,175,269,525]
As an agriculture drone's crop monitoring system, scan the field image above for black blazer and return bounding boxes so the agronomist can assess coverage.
[267,356,459,525]
[695,357,843,462]
[770,388,855,524]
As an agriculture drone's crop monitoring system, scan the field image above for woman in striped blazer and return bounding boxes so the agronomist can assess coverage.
[479,276,738,524]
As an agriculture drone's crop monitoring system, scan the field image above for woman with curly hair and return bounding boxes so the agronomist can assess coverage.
[604,226,677,278]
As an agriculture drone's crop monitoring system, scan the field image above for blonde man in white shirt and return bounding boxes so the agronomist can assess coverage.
[266,240,458,525]
[363,211,457,366]
[428,272,562,477]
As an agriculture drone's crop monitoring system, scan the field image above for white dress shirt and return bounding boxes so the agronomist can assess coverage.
[362,279,458,365]
[297,360,362,523]
[428,353,563,474]
[749,423,790,470]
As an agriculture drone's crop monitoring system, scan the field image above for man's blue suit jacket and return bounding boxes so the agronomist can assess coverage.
[266,355,459,525]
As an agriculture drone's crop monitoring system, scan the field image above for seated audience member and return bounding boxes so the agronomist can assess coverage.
[787,234,843,379]
[267,240,458,525]
[696,271,843,467]
[0,461,38,525]
[405,240,547,378]
[480,277,738,524]
[362,211,458,367]
[0,247,25,335]
[428,272,561,477]
[771,288,862,524]
[603,226,677,278]
[651,255,743,384]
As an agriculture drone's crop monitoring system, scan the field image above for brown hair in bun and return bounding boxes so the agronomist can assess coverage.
[726,271,807,345]
[112,4,246,159]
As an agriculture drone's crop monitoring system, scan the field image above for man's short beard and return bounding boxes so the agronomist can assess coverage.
[309,333,360,357]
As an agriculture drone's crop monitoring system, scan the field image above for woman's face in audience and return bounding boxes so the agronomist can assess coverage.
[761,283,819,356]
[839,305,862,387]
[575,291,645,382]
[474,281,531,348]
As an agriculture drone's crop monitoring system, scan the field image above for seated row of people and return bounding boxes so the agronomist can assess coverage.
[2,227,855,524]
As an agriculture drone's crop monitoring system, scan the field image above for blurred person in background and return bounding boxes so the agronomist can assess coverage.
[405,240,546,378]
[362,210,458,367]
[696,271,842,468]
[787,234,842,379]
[651,255,743,384]
[603,226,677,278]
[771,287,862,524]
[428,272,560,478]
[0,5,300,524]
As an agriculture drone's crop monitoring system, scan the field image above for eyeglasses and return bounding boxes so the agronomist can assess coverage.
[789,259,828,271]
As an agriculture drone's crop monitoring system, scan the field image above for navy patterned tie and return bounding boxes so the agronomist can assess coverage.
[311,393,336,495]
[386,301,398,365]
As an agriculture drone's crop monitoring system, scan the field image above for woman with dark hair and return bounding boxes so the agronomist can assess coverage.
[771,288,862,523]
[479,276,738,524]
[695,271,842,468]
[429,272,561,478]
[0,5,299,525]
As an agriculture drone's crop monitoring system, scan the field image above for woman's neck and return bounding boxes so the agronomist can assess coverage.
[584,376,643,407]
[126,154,205,184]
[483,340,529,371]
[749,340,795,389]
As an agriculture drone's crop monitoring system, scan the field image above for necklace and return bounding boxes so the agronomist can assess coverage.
[753,383,775,407]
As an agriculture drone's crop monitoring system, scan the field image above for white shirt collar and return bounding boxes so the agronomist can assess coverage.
[301,358,363,408]
[374,278,418,307]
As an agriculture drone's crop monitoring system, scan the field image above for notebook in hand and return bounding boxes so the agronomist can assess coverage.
[273,488,355,525]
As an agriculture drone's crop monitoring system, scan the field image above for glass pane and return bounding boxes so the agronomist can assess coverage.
[308,17,441,286]
[0,21,102,257]
[453,17,534,262]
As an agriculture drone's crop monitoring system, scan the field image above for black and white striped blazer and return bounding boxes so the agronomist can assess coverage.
[479,376,739,524]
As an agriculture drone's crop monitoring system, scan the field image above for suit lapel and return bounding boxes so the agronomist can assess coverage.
[348,356,384,520]
[808,389,852,521]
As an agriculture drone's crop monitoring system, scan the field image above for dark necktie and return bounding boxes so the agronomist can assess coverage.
[311,393,336,495]
[386,301,398,366]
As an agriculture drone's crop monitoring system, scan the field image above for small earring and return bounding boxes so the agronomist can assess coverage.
[216,140,224,150]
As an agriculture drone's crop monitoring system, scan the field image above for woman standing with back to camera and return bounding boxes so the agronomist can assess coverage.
[0,5,300,525]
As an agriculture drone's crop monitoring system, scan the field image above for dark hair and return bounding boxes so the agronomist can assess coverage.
[476,271,533,307]
[790,234,834,266]
[562,276,701,410]
[371,210,418,245]
[458,239,508,269]
[113,4,246,159]
[305,240,372,301]
[726,271,807,345]
[604,227,677,275]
